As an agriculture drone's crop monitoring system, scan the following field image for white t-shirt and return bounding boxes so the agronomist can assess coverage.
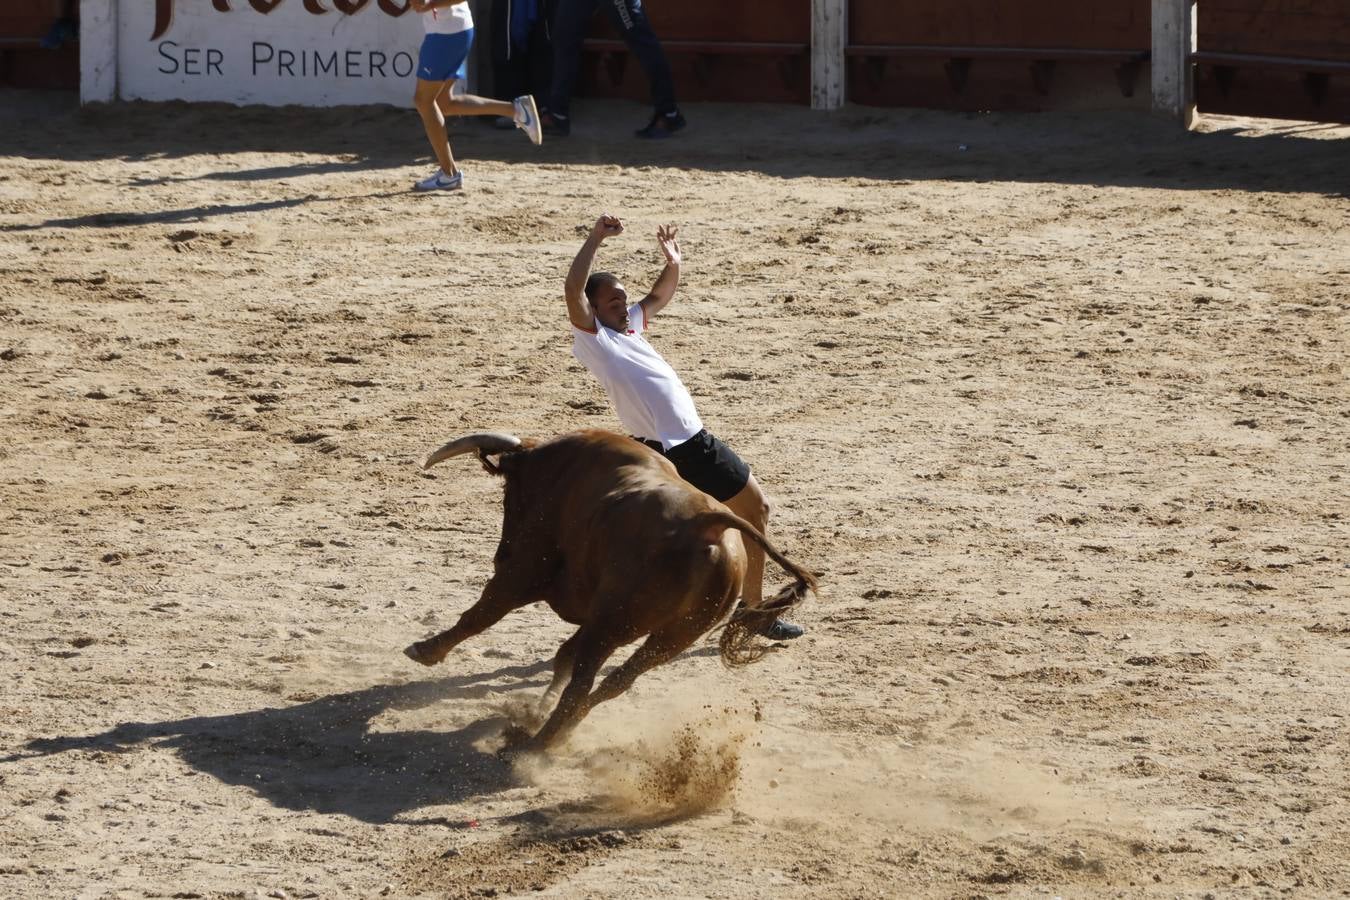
[423,2,473,34]
[571,304,703,450]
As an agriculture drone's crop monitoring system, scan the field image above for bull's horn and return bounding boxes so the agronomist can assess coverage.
[422,432,522,470]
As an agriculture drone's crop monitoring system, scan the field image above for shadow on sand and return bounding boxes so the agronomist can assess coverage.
[7,645,724,829]
[2,91,1346,200]
[0,187,408,232]
[8,660,555,825]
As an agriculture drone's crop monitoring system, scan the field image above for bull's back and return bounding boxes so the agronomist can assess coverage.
[513,431,736,613]
[519,430,684,521]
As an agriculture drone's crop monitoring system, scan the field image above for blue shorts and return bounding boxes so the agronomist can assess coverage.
[417,30,473,83]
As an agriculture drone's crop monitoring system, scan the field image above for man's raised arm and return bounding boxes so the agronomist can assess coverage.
[639,224,681,320]
[565,215,623,331]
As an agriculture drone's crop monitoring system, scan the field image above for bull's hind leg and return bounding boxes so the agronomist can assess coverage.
[583,625,701,709]
[404,574,533,666]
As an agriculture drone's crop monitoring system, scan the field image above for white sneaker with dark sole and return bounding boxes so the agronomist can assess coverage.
[413,169,463,192]
[514,95,543,146]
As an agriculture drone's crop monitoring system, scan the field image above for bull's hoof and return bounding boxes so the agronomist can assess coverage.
[403,641,438,666]
[499,737,545,761]
[497,724,534,760]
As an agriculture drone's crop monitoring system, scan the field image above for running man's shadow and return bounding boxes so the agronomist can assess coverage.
[9,660,552,825]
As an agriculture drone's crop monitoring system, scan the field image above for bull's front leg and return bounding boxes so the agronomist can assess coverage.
[536,630,582,718]
[509,631,620,755]
[404,574,527,666]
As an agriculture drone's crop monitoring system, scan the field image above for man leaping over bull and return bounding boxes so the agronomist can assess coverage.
[565,214,805,641]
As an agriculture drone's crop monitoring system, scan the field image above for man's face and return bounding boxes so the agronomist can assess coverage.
[592,279,630,332]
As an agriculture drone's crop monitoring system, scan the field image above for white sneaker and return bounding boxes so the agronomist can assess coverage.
[513,95,543,146]
[413,168,463,192]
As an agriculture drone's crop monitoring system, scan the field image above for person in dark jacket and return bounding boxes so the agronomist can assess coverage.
[489,0,557,128]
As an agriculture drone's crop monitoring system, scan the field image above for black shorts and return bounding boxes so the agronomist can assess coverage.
[635,429,751,502]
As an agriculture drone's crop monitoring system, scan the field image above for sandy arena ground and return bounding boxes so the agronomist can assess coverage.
[1,91,1347,899]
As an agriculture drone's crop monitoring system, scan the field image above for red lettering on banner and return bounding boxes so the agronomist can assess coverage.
[153,0,173,40]
[152,0,409,39]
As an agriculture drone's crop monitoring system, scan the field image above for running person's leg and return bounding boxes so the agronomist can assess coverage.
[413,30,541,190]
[413,31,474,186]
[414,76,462,184]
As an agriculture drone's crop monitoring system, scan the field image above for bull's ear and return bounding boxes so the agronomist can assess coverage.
[477,450,502,476]
[478,443,531,477]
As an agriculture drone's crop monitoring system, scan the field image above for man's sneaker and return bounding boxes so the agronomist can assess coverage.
[757,618,805,641]
[540,111,571,138]
[636,110,687,139]
[513,95,543,145]
[413,168,463,192]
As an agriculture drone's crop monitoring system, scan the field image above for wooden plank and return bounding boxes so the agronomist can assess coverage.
[583,39,809,56]
[844,44,1149,63]
[586,1,810,44]
[1193,50,1350,75]
[1198,0,1350,60]
[81,0,117,104]
[811,0,846,109]
[847,0,1149,50]
[1152,0,1197,127]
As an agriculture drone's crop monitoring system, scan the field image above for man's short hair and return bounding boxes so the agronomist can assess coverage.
[585,272,619,303]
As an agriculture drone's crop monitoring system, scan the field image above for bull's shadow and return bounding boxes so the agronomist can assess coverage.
[10,660,553,825]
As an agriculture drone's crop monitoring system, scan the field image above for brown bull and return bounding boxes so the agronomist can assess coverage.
[404,429,817,754]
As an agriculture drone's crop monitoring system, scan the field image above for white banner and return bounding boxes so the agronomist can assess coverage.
[115,0,441,106]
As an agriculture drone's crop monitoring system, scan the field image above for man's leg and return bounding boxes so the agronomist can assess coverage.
[724,474,804,641]
[545,0,595,129]
[529,0,558,101]
[489,0,525,104]
[599,0,677,115]
[436,89,515,119]
[667,432,803,640]
[414,78,459,177]
[436,83,543,146]
[722,473,770,607]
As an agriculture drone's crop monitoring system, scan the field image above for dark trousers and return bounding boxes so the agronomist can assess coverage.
[547,0,677,118]
[490,0,556,102]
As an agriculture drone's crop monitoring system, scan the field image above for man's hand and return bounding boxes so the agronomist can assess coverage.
[592,215,624,242]
[656,224,680,266]
[639,224,681,321]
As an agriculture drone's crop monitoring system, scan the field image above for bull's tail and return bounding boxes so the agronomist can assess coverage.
[698,510,818,668]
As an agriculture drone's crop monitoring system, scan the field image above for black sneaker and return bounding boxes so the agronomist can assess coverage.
[540,111,570,137]
[636,110,686,139]
[757,618,805,641]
